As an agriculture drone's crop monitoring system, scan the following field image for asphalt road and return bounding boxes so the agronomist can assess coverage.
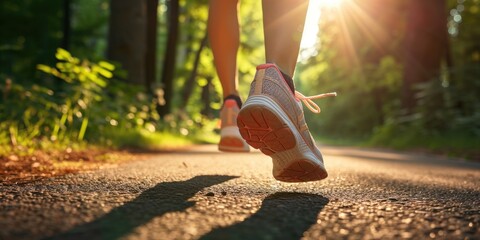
[1,145,479,240]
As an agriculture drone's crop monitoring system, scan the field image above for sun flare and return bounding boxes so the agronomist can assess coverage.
[320,0,344,8]
[299,0,345,61]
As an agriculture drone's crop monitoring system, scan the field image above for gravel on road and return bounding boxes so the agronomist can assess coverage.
[1,145,479,240]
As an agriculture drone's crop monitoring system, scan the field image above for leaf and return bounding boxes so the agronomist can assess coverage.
[36,64,53,73]
[99,61,115,71]
[78,117,89,141]
[56,62,72,72]
[94,65,113,79]
[93,78,107,88]
[88,73,107,87]
[55,48,72,61]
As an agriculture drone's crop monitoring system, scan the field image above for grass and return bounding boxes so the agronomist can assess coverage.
[103,128,219,151]
[315,126,479,161]
[104,129,193,150]
[0,127,221,183]
[367,126,480,160]
[315,135,367,147]
[0,126,220,156]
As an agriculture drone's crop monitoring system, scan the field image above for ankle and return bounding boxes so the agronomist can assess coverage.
[261,63,296,94]
[223,94,242,108]
[279,70,295,94]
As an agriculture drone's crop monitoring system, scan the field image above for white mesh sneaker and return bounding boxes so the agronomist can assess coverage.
[219,98,250,152]
[237,63,336,182]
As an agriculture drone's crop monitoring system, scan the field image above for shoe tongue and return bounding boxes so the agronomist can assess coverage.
[280,71,295,94]
[224,95,242,108]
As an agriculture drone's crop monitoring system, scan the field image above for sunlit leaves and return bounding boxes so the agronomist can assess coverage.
[2,48,118,146]
[98,61,115,71]
[297,0,480,140]
[2,48,167,150]
[36,64,54,74]
[296,0,405,136]
[55,48,73,61]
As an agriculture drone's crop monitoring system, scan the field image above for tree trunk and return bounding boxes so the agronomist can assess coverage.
[402,0,448,112]
[62,0,71,50]
[201,76,213,118]
[107,0,147,85]
[158,0,179,117]
[181,33,208,109]
[145,0,159,93]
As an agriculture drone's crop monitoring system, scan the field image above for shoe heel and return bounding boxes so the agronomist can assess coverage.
[237,104,296,156]
[274,159,328,182]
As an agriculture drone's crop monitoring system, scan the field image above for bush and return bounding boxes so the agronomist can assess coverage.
[0,49,165,154]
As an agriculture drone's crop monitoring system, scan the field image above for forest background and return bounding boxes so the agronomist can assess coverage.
[0,0,479,160]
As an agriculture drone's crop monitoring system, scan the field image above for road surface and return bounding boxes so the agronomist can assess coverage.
[1,145,479,240]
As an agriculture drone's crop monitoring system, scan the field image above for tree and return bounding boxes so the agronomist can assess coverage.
[158,0,179,116]
[402,0,448,112]
[0,0,63,82]
[146,0,159,93]
[107,0,147,85]
[62,0,72,50]
[181,33,208,109]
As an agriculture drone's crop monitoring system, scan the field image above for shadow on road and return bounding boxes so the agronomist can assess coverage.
[200,192,329,240]
[44,175,237,240]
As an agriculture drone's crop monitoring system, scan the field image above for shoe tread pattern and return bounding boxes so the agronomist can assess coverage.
[237,106,296,156]
[275,160,327,182]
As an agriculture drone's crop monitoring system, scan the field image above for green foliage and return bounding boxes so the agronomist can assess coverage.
[69,0,110,60]
[0,0,251,155]
[297,0,479,157]
[400,0,480,138]
[2,0,477,158]
[0,49,183,153]
[0,0,109,83]
[103,129,194,150]
[369,123,480,159]
[0,0,62,82]
[36,48,112,141]
[299,53,403,137]
[414,65,480,134]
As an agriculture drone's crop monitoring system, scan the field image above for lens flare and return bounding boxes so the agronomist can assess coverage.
[321,0,343,8]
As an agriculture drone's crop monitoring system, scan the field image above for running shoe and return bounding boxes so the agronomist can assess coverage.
[218,97,250,152]
[237,63,336,182]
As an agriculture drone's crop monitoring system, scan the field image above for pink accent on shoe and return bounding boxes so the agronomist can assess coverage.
[256,63,277,70]
[224,99,237,108]
[219,99,250,152]
[256,63,297,99]
[238,63,335,182]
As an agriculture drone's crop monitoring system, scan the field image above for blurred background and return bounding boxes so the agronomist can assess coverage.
[0,0,478,160]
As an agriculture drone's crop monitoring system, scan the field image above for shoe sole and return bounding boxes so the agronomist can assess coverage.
[237,96,328,182]
[218,136,250,152]
[219,126,250,152]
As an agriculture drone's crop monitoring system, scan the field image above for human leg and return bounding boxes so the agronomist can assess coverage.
[237,0,336,181]
[208,0,249,152]
[262,0,309,77]
[208,0,240,99]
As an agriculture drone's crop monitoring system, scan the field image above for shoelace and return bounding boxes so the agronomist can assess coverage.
[295,91,337,114]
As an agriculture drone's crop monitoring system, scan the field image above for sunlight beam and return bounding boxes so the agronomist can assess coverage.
[321,0,344,8]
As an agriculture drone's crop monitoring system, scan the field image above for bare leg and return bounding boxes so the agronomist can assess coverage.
[237,0,332,182]
[210,0,249,152]
[208,0,240,99]
[262,0,309,77]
